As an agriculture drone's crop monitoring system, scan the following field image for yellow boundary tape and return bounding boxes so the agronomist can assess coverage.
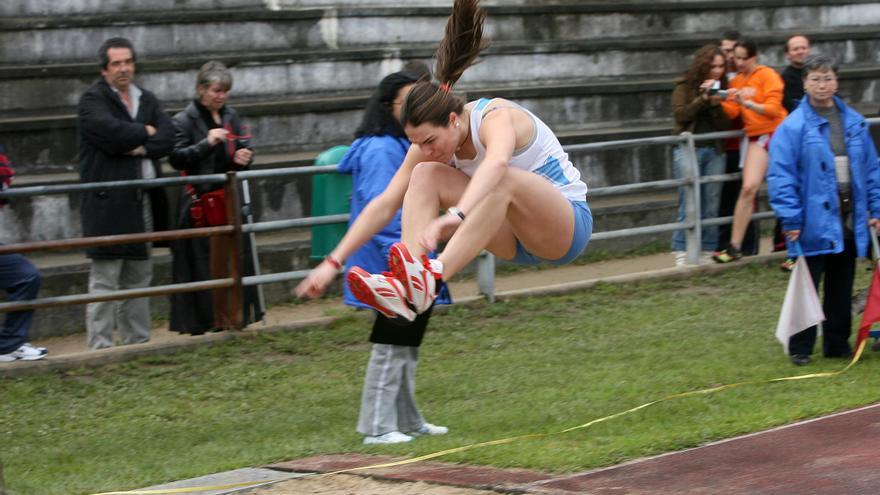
[90,340,867,495]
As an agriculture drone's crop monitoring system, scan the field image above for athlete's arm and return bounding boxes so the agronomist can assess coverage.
[418,107,517,251]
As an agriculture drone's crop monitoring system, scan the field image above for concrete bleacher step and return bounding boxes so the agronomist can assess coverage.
[4,1,880,64]
[5,56,880,174]
[4,23,880,116]
[4,0,880,166]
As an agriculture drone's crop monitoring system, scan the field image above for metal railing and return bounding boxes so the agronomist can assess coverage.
[4,118,857,322]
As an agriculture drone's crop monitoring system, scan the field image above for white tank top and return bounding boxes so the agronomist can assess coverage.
[451,98,588,202]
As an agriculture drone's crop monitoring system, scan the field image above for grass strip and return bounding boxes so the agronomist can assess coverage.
[1,262,878,494]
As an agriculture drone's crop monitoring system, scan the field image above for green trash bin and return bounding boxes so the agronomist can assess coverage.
[310,145,352,260]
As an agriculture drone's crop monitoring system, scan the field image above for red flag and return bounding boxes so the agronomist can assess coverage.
[856,266,880,350]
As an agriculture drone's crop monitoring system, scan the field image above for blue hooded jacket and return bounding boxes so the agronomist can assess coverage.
[336,135,450,308]
[768,95,880,258]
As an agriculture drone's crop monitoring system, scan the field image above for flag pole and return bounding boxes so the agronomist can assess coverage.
[870,225,880,262]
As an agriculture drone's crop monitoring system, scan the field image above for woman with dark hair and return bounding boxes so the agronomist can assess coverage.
[338,63,451,445]
[714,38,787,263]
[670,44,731,264]
[168,61,262,334]
[296,0,592,323]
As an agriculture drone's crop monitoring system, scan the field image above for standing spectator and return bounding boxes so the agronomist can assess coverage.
[0,254,44,362]
[714,38,787,263]
[338,63,451,445]
[716,29,759,256]
[780,35,811,114]
[167,61,262,334]
[719,30,740,82]
[78,37,174,350]
[0,151,46,362]
[670,45,731,264]
[774,34,812,268]
[768,55,880,365]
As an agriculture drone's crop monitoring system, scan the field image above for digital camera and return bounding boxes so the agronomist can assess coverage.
[708,88,729,99]
[706,80,728,99]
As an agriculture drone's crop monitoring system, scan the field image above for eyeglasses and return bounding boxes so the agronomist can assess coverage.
[806,75,836,84]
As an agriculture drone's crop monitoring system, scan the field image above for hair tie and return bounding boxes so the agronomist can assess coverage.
[439,82,453,93]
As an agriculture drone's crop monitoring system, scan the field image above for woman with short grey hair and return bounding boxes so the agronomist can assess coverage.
[196,60,233,94]
[167,61,261,334]
[768,54,880,366]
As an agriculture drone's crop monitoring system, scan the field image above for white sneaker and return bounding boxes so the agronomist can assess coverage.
[347,267,416,321]
[363,431,414,445]
[0,342,48,362]
[672,251,687,267]
[388,243,442,314]
[673,251,713,266]
[410,423,449,437]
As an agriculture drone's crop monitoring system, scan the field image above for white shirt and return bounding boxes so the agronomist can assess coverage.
[452,98,588,202]
[110,83,155,180]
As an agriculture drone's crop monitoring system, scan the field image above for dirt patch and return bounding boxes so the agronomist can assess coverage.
[245,473,504,495]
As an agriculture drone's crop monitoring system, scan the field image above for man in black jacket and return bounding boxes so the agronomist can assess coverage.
[78,37,173,350]
[772,34,812,265]
[780,34,811,114]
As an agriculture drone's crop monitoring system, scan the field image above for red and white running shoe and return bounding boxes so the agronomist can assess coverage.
[388,242,443,314]
[347,267,416,321]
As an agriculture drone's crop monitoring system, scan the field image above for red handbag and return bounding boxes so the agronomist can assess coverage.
[200,188,227,226]
[184,171,227,227]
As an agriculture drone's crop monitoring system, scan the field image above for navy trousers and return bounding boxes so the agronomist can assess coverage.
[789,238,856,358]
[0,254,40,353]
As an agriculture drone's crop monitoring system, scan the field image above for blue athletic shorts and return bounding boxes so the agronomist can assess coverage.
[512,200,592,266]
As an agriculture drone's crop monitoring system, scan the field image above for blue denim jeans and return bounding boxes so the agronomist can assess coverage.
[671,146,725,252]
[0,254,41,354]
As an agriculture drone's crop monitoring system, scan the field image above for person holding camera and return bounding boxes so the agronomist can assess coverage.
[713,38,787,263]
[167,61,261,334]
[670,44,731,264]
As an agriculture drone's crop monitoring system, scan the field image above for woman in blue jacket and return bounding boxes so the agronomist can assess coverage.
[337,63,451,444]
[768,54,880,366]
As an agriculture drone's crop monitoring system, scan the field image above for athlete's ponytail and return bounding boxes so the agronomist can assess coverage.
[401,0,488,128]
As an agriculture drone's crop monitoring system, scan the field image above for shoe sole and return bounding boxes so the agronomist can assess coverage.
[389,243,434,313]
[712,255,742,263]
[18,354,47,361]
[363,437,412,445]
[0,354,46,362]
[410,429,449,437]
[346,267,415,322]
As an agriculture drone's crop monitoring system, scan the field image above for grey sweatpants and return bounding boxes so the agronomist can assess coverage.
[357,344,425,436]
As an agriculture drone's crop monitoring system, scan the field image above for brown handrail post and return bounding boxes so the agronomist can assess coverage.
[213,171,244,330]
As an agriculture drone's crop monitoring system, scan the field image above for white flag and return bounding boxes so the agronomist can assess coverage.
[775,256,825,354]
